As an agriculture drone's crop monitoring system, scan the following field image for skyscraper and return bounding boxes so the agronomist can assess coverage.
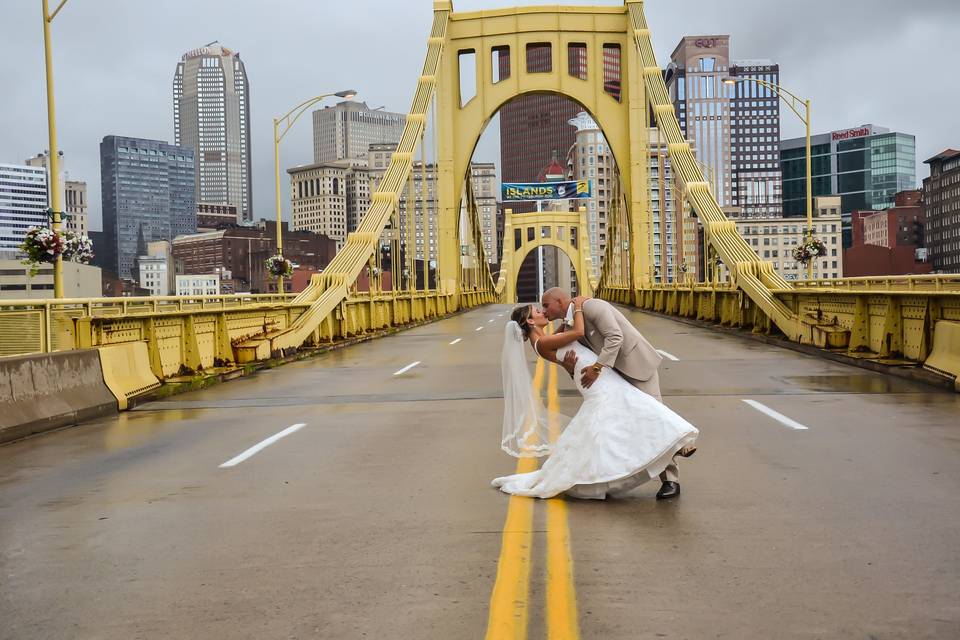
[287,163,349,248]
[64,181,88,237]
[25,152,89,236]
[312,101,406,164]
[728,60,782,218]
[567,111,615,280]
[100,136,196,280]
[564,115,683,283]
[174,43,252,223]
[470,162,499,264]
[780,124,916,246]
[666,36,733,208]
[0,163,47,258]
[665,37,783,217]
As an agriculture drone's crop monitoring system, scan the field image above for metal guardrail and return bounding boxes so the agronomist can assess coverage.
[625,275,960,295]
[0,288,470,361]
[782,275,960,293]
[0,293,300,357]
[0,292,300,315]
[600,274,960,374]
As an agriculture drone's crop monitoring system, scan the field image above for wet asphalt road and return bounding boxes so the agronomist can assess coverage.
[1,304,959,639]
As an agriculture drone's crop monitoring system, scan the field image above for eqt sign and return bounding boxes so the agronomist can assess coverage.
[694,38,726,48]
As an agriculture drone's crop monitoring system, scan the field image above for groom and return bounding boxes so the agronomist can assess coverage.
[540,287,692,500]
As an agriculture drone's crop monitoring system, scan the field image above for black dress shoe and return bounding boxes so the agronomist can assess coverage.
[656,481,680,500]
[677,446,697,458]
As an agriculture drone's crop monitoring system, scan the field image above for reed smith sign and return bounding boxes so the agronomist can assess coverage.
[832,127,871,142]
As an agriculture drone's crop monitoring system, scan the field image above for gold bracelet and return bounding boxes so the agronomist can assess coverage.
[573,309,583,314]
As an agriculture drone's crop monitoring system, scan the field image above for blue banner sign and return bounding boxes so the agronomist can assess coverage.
[501,180,592,202]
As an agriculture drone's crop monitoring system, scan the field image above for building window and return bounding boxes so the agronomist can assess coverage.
[491,45,510,83]
[526,42,552,73]
[568,43,587,80]
[602,44,621,102]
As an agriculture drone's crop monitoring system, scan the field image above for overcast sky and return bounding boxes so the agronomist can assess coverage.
[2,0,957,231]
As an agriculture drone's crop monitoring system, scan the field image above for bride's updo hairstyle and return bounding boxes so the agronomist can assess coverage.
[510,304,534,341]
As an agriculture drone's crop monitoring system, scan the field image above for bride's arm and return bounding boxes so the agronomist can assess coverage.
[536,297,588,352]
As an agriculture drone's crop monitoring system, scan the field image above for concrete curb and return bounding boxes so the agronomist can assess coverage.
[0,349,118,446]
[632,308,957,393]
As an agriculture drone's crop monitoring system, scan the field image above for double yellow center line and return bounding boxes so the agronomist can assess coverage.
[485,358,580,639]
[544,363,579,638]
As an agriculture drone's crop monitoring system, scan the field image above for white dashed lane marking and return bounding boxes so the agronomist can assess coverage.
[219,423,307,468]
[393,361,421,376]
[742,399,809,431]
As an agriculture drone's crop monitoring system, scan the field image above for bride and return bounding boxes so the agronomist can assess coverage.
[493,298,699,500]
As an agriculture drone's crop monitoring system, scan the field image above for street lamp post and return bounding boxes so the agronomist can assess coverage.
[724,75,814,279]
[41,0,73,298]
[272,89,357,293]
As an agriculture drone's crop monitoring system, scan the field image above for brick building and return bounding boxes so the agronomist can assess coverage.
[172,221,336,293]
[196,203,239,231]
[923,149,960,273]
[845,190,932,277]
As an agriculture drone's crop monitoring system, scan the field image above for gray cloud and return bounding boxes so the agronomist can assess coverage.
[2,0,956,231]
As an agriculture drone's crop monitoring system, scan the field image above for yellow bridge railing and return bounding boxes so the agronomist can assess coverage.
[0,293,297,357]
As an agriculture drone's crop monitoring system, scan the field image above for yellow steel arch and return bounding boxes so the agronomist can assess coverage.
[497,207,595,302]
[436,3,652,298]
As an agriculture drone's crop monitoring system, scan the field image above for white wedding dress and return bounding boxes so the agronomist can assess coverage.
[492,342,699,500]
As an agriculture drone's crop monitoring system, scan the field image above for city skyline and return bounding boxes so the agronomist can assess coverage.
[2,0,957,234]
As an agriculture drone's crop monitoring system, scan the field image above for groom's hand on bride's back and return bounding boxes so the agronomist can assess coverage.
[580,365,600,389]
[562,350,578,378]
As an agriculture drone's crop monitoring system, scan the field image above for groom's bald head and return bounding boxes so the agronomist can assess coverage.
[541,287,571,321]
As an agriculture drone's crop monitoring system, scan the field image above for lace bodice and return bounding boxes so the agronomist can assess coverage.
[557,342,616,398]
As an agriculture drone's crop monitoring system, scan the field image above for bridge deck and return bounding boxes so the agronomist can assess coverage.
[1,305,958,638]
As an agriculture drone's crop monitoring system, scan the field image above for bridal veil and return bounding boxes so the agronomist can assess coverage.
[500,321,568,457]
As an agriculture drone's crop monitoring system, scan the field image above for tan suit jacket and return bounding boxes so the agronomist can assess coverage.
[576,299,662,382]
[569,299,674,480]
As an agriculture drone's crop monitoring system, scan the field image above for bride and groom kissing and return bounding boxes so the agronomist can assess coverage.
[493,288,699,501]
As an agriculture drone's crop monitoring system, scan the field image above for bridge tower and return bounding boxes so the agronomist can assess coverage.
[435,0,654,299]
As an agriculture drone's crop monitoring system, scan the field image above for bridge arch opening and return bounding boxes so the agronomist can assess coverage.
[462,91,623,301]
[510,237,588,303]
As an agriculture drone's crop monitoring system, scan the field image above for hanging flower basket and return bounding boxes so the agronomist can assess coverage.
[20,227,63,263]
[265,254,293,278]
[62,230,94,264]
[20,227,64,275]
[791,237,827,266]
[20,227,95,276]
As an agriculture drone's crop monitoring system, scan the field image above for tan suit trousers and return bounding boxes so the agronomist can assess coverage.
[619,369,679,483]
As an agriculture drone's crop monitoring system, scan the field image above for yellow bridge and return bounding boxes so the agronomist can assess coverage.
[4,4,960,637]
[2,0,959,402]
